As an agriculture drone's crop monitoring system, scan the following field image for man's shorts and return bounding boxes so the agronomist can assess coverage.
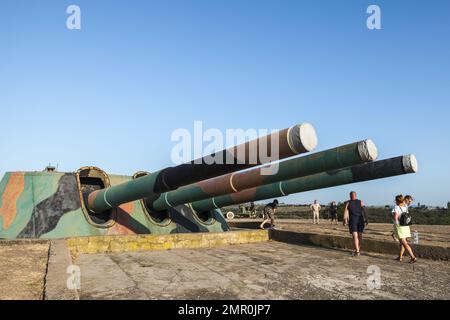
[348,215,365,233]
[264,209,274,220]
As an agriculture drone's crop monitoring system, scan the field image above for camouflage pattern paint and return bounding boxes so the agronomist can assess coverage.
[151,140,377,211]
[0,171,228,239]
[87,123,318,214]
[0,172,25,229]
[190,155,418,212]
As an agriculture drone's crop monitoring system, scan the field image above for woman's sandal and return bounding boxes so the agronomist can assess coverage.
[409,257,418,264]
[395,257,403,262]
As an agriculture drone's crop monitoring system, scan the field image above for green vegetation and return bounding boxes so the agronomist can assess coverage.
[364,207,450,225]
[223,204,450,225]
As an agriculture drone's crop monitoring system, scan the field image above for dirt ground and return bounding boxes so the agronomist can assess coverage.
[0,241,50,300]
[231,219,450,248]
[75,241,450,300]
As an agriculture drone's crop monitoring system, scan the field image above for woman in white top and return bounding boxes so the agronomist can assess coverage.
[392,195,417,263]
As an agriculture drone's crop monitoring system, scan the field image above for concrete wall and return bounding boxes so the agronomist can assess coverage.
[268,229,450,260]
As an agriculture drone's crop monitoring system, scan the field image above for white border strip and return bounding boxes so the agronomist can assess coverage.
[212,198,219,209]
[229,173,238,193]
[164,193,173,208]
[103,189,113,208]
[278,182,286,196]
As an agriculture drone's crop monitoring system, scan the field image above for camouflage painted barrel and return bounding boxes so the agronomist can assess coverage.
[190,155,418,212]
[87,123,318,213]
[151,139,378,211]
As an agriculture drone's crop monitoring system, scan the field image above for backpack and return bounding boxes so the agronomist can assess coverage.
[399,206,412,226]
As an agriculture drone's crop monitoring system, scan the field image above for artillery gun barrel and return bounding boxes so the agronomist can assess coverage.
[87,123,318,213]
[151,139,378,211]
[190,155,418,212]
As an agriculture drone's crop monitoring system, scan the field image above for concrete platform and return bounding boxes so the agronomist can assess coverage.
[1,227,450,300]
[269,229,450,260]
[0,230,267,300]
[74,241,450,300]
[229,219,450,247]
[230,220,450,260]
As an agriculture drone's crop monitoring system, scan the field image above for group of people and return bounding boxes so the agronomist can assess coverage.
[309,200,339,225]
[259,191,417,263]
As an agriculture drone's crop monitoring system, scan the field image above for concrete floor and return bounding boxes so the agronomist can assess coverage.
[76,241,450,300]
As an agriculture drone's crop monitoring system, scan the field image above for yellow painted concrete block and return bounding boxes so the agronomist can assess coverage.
[66,230,269,255]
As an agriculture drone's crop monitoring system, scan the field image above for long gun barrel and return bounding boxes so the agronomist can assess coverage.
[87,123,318,213]
[150,139,378,211]
[190,155,418,212]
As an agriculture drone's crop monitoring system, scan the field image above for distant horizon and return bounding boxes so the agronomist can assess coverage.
[253,201,447,208]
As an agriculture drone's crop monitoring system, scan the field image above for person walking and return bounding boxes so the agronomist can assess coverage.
[393,195,417,263]
[329,201,338,225]
[404,195,414,208]
[310,200,321,224]
[260,199,278,230]
[343,191,368,257]
[391,195,414,241]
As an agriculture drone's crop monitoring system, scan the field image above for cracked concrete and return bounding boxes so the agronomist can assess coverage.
[75,241,450,300]
[44,240,79,300]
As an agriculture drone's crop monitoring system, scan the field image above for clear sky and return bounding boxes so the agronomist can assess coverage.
[1,0,449,206]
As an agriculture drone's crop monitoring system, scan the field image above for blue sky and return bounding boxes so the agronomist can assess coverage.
[1,0,449,206]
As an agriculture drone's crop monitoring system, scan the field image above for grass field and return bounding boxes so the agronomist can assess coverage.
[223,204,450,225]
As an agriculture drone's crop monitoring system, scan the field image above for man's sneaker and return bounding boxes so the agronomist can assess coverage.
[351,250,360,257]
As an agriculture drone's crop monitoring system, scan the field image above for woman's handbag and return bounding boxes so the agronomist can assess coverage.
[399,206,412,226]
